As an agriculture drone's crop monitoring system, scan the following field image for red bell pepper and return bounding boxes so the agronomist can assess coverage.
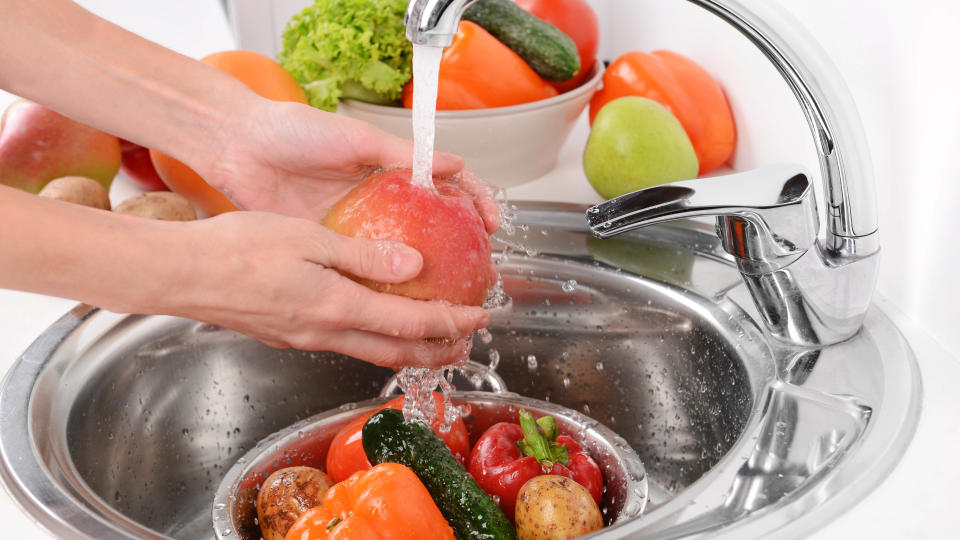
[467,409,603,522]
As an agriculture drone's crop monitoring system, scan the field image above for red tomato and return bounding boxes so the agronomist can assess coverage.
[516,0,599,92]
[325,393,470,483]
[119,139,167,191]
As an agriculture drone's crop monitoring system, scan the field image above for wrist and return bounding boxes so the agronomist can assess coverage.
[179,83,266,189]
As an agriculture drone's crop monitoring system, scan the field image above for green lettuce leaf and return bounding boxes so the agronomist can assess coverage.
[279,0,412,111]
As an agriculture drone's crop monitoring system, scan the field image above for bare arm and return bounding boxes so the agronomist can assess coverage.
[0,184,488,366]
[0,0,253,174]
[0,0,496,366]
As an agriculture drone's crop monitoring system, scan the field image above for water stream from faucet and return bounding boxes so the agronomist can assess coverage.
[410,44,444,189]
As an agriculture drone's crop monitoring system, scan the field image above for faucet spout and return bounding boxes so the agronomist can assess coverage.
[405,0,479,47]
[583,0,882,348]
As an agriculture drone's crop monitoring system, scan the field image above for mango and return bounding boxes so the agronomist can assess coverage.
[0,100,121,194]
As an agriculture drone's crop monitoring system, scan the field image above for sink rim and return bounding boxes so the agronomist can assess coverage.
[0,202,923,540]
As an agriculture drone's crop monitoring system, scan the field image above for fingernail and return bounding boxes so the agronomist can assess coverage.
[391,249,422,276]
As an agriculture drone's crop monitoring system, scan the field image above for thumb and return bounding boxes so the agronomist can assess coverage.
[315,231,424,283]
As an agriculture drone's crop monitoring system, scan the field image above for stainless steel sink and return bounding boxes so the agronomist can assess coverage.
[0,203,920,539]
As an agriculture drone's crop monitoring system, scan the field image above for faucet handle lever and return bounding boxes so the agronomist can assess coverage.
[587,164,819,271]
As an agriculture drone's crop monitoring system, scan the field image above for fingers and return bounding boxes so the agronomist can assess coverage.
[320,329,474,369]
[330,278,490,340]
[453,169,501,234]
[308,229,424,283]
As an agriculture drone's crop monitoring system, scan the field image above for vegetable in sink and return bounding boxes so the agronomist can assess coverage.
[363,408,517,540]
[468,409,604,523]
[284,462,454,540]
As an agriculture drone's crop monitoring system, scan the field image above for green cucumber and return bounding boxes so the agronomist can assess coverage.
[362,409,516,540]
[463,0,580,82]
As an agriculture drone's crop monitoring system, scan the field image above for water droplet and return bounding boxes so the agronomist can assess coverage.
[526,355,538,371]
[561,280,578,293]
[562,376,571,388]
[477,328,493,344]
[487,349,500,369]
[595,361,604,371]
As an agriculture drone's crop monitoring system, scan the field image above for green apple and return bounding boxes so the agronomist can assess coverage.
[583,96,699,199]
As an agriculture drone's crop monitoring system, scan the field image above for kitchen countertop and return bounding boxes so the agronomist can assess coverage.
[1,1,958,538]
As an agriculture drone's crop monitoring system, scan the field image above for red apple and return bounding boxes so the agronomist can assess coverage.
[321,169,496,306]
[0,100,121,194]
[119,139,168,191]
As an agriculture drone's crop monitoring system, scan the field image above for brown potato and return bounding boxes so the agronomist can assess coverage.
[256,466,334,540]
[113,192,197,221]
[38,176,111,210]
[515,475,603,540]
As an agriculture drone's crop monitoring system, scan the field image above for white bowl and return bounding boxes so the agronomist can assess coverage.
[338,64,604,187]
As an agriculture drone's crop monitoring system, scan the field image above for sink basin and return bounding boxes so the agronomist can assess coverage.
[0,202,920,539]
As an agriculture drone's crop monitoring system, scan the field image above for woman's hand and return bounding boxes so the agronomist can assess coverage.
[173,211,489,368]
[198,100,500,231]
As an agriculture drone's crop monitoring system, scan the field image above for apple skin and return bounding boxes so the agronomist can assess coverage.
[0,100,121,194]
[583,96,698,200]
[322,169,496,307]
[119,139,168,191]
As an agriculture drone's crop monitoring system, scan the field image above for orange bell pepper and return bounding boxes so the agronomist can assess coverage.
[589,50,737,175]
[402,21,557,110]
[284,463,455,540]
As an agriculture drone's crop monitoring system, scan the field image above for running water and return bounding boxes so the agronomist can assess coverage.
[397,44,460,428]
[411,44,444,189]
[398,46,536,429]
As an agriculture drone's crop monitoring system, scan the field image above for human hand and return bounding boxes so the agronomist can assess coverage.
[169,211,489,368]
[196,99,499,231]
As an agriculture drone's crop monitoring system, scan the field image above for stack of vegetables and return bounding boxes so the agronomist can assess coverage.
[278,0,599,112]
[255,393,607,540]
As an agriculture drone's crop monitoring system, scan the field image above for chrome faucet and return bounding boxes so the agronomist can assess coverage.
[405,0,479,47]
[588,0,881,347]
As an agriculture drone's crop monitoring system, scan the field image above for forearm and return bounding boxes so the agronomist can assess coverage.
[0,184,190,314]
[0,0,258,177]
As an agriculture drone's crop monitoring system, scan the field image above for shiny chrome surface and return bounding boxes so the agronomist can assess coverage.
[687,0,879,241]
[587,0,883,347]
[212,393,648,540]
[404,0,477,47]
[588,165,818,273]
[0,203,920,539]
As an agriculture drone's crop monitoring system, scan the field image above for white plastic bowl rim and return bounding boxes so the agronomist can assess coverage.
[341,63,605,119]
